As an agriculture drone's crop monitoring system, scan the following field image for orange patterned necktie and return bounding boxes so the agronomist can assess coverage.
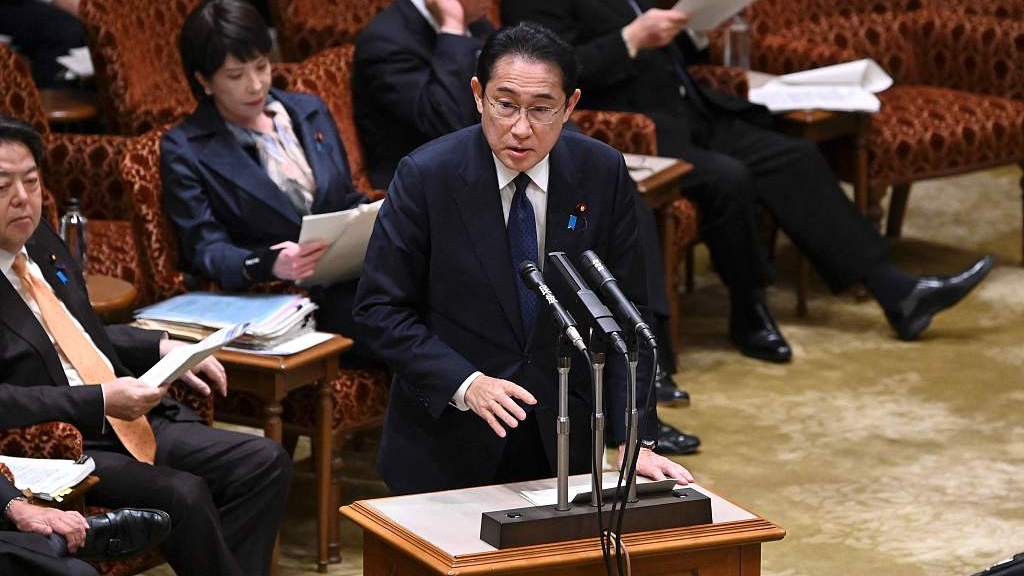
[12,254,156,464]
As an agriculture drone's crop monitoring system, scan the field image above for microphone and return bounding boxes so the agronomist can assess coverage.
[547,252,628,355]
[578,250,658,350]
[519,262,587,353]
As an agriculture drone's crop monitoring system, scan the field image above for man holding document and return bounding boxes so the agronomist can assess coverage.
[504,0,993,360]
[0,116,291,576]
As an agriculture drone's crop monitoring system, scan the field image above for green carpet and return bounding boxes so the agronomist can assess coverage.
[144,164,1023,575]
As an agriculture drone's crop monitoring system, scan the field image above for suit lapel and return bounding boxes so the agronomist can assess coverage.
[543,138,583,270]
[191,99,303,226]
[455,129,526,346]
[277,89,336,213]
[24,233,122,374]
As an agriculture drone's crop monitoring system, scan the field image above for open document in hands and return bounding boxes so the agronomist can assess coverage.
[748,59,894,112]
[672,0,756,32]
[139,322,248,387]
[296,199,384,287]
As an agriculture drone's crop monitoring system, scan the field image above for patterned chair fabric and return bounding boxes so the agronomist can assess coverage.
[78,0,201,135]
[0,44,143,297]
[287,45,383,199]
[273,0,503,61]
[0,463,12,485]
[0,422,84,461]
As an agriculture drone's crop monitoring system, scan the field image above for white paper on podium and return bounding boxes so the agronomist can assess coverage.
[748,59,893,112]
[520,477,678,507]
[672,0,756,31]
[140,322,248,387]
[297,200,383,287]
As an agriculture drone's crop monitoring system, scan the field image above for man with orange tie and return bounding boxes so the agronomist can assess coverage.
[0,116,291,576]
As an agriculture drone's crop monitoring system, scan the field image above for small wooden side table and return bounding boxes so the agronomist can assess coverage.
[39,88,99,127]
[85,274,137,322]
[214,335,351,573]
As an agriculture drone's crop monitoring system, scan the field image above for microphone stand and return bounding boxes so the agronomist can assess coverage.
[556,333,572,512]
[623,333,640,503]
[589,331,607,508]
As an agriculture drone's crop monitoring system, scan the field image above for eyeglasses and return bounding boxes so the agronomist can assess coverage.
[483,94,564,125]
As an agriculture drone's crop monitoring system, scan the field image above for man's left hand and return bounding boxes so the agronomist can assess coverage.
[618,445,694,484]
[159,338,228,397]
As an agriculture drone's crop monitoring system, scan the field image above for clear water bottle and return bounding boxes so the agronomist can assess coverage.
[59,197,88,270]
[724,14,751,70]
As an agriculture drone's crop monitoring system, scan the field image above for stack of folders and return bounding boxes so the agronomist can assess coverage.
[134,292,318,351]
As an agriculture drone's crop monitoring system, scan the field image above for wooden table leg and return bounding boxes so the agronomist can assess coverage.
[316,378,332,572]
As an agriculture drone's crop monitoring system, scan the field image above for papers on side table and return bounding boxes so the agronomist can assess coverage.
[748,59,893,112]
[140,322,248,387]
[297,200,383,287]
[623,153,678,182]
[0,456,95,501]
[56,47,94,79]
[672,0,756,31]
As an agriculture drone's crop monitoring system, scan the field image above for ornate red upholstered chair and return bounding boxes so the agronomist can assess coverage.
[748,8,1024,258]
[0,44,145,298]
[78,0,202,135]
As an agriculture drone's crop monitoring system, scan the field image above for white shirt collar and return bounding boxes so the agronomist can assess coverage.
[0,246,25,275]
[409,0,441,32]
[492,153,550,194]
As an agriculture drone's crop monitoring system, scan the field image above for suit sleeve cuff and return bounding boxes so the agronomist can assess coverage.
[449,371,481,411]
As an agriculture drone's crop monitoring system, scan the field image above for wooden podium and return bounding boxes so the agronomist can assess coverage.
[342,474,785,575]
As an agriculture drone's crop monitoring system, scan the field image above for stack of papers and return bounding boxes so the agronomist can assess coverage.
[0,456,95,501]
[748,59,893,112]
[134,292,321,353]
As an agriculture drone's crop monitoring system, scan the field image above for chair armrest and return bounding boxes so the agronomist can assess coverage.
[751,33,860,76]
[164,383,215,426]
[689,65,749,99]
[0,422,84,460]
[0,463,12,485]
[571,109,659,156]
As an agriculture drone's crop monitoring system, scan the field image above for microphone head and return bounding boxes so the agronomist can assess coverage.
[519,261,539,277]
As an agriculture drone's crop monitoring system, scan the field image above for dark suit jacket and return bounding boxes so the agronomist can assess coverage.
[502,0,770,125]
[353,125,658,494]
[161,88,366,291]
[0,224,200,451]
[353,0,494,189]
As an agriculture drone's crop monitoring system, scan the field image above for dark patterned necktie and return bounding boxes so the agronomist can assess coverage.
[508,173,539,334]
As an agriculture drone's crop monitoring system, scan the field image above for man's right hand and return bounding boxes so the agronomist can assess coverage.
[464,374,537,438]
[622,9,689,51]
[270,240,327,281]
[6,499,89,552]
[102,377,165,421]
[426,0,467,34]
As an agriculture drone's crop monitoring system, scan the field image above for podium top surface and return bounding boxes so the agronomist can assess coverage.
[358,474,759,557]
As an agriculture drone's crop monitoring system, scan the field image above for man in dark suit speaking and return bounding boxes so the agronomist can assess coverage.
[354,23,693,495]
[0,116,291,576]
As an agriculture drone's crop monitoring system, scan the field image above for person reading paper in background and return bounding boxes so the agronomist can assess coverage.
[354,23,693,495]
[161,0,379,364]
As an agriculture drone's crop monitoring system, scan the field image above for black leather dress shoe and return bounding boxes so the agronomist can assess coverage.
[886,255,994,341]
[729,301,792,363]
[656,422,701,455]
[76,508,171,560]
[655,376,691,407]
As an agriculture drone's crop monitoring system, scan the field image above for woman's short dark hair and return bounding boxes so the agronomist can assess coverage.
[179,0,272,99]
[476,23,580,99]
[0,115,44,167]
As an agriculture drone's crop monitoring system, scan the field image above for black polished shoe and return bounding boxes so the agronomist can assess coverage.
[885,255,994,341]
[76,508,171,561]
[729,301,792,363]
[656,422,701,455]
[655,376,691,407]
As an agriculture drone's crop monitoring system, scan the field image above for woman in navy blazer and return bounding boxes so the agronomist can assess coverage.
[161,0,372,360]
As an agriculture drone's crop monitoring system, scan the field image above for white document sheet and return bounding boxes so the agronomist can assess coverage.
[140,322,248,387]
[297,200,384,286]
[0,456,95,500]
[748,58,893,112]
[672,0,756,31]
[56,47,94,79]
